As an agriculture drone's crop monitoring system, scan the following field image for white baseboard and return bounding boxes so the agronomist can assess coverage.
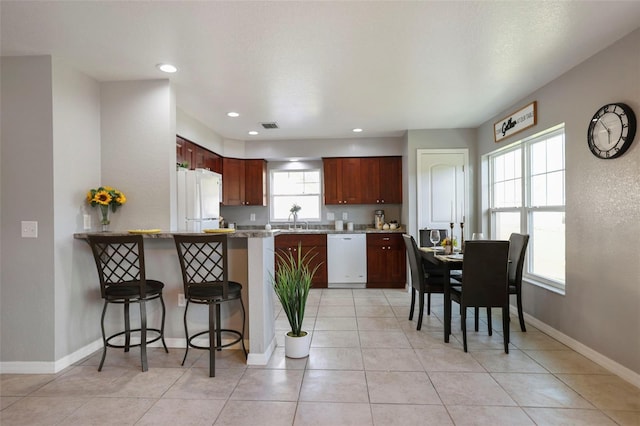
[247,336,276,365]
[511,306,640,388]
[0,339,103,374]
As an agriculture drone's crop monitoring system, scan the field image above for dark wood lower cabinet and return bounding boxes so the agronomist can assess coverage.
[366,233,406,288]
[275,234,328,288]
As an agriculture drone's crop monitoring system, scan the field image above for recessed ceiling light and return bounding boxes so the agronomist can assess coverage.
[289,158,299,162]
[248,131,259,136]
[352,128,363,133]
[156,63,177,73]
[227,112,240,118]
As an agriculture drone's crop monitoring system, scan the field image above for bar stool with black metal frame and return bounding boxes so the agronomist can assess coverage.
[173,234,247,377]
[87,234,168,372]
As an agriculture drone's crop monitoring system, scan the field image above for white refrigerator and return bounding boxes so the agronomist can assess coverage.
[177,168,222,232]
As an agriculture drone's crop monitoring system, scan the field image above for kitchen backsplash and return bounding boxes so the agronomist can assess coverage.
[221,204,402,228]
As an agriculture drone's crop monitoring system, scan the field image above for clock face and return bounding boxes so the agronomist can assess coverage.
[587,103,636,159]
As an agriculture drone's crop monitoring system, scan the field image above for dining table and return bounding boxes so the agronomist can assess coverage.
[418,246,464,343]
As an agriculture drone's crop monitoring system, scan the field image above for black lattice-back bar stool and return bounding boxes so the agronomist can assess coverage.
[173,234,247,377]
[87,234,168,372]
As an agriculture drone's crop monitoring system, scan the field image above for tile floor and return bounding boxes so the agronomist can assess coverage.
[2,288,639,425]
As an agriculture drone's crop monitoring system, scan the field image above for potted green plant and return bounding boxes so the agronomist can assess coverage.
[271,242,320,358]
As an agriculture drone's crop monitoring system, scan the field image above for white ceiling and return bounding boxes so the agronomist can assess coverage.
[2,1,640,141]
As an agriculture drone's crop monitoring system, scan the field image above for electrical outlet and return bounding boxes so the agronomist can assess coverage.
[342,212,348,220]
[250,213,256,221]
[327,212,335,221]
[21,221,38,238]
[178,293,186,307]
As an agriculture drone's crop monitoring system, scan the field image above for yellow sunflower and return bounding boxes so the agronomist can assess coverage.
[93,190,113,206]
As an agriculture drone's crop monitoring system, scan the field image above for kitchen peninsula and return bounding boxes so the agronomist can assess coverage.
[74,226,406,365]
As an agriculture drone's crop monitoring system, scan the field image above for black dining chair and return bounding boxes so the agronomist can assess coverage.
[403,234,448,330]
[173,234,247,377]
[450,240,510,353]
[87,234,168,372]
[507,233,530,332]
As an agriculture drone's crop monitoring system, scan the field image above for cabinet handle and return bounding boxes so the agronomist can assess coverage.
[383,237,390,241]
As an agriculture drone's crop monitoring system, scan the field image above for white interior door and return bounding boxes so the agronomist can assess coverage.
[417,149,468,238]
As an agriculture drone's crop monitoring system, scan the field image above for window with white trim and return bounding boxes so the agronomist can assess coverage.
[489,124,566,289]
[270,169,321,222]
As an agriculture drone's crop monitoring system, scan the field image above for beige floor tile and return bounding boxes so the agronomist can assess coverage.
[358,330,411,348]
[307,348,364,370]
[318,297,355,306]
[136,398,226,425]
[353,297,390,306]
[415,348,485,372]
[230,369,303,401]
[362,348,424,371]
[31,366,131,397]
[366,371,441,404]
[492,372,594,408]
[356,317,401,331]
[0,396,21,410]
[321,289,353,298]
[313,317,358,331]
[557,374,640,411]
[251,347,308,369]
[79,346,183,369]
[299,370,368,403]
[353,289,385,298]
[523,407,618,425]
[386,297,412,308]
[429,372,517,406]
[163,368,244,399]
[401,314,445,332]
[191,349,249,370]
[525,350,610,374]
[316,305,356,317]
[470,349,548,373]
[310,330,360,348]
[370,404,453,426]
[446,406,535,425]
[107,367,187,398]
[0,396,89,425]
[355,304,396,317]
[0,374,56,396]
[450,330,513,351]
[603,409,640,426]
[509,331,570,350]
[405,330,457,351]
[293,401,373,426]
[60,396,156,425]
[214,400,297,426]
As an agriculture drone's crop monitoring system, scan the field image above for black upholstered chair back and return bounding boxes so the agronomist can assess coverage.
[508,233,529,285]
[403,234,425,291]
[173,234,230,300]
[88,234,147,299]
[461,240,510,307]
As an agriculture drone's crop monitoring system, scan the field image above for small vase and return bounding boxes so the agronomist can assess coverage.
[98,204,110,232]
[284,331,311,358]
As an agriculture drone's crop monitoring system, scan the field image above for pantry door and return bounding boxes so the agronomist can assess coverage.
[417,149,468,239]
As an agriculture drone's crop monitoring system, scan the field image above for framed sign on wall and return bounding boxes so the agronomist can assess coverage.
[494,101,537,143]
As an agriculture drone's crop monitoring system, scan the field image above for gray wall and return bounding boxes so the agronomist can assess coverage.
[476,28,640,374]
[1,56,56,362]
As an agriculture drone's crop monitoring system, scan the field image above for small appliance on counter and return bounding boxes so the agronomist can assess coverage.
[374,210,385,230]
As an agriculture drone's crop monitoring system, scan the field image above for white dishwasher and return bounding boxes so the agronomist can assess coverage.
[327,234,367,288]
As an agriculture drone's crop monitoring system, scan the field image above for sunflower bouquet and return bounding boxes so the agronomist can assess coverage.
[86,186,127,227]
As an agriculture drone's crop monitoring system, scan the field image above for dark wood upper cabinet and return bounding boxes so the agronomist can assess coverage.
[176,135,221,173]
[324,156,401,205]
[323,157,362,205]
[222,158,266,206]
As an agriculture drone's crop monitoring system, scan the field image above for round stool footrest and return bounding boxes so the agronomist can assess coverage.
[187,329,244,351]
[105,328,164,349]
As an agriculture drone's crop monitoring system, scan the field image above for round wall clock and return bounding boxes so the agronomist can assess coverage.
[587,102,636,159]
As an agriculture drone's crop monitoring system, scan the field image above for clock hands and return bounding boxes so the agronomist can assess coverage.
[598,118,611,144]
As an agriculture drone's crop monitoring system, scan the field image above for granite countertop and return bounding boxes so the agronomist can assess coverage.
[73,227,406,239]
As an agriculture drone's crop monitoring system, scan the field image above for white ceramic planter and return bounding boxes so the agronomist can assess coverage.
[284,331,311,358]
